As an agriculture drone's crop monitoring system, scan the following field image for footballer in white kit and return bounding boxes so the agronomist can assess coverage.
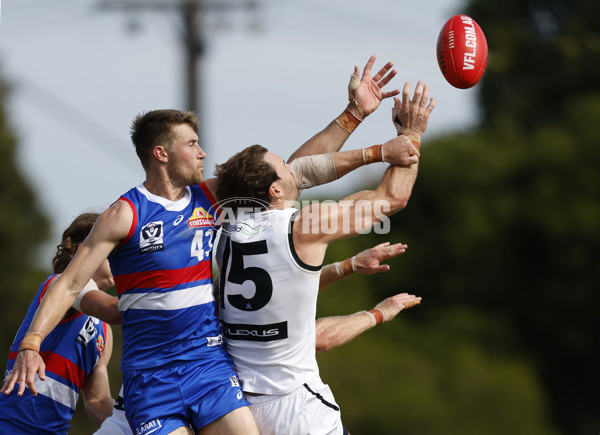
[216,208,347,435]
[213,81,432,433]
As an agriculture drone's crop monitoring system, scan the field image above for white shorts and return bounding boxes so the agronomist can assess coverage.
[246,377,347,435]
[93,408,132,435]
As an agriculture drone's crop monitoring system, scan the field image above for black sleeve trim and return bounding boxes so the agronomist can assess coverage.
[288,210,322,272]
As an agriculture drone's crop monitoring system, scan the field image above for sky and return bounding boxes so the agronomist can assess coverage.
[0,0,476,266]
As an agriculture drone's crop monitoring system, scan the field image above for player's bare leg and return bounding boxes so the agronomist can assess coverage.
[198,407,259,435]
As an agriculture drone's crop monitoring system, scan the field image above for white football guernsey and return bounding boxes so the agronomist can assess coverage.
[215,207,322,395]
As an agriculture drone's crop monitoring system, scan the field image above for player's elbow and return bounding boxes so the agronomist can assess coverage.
[388,191,411,213]
[106,311,123,325]
[84,397,115,425]
[315,336,332,354]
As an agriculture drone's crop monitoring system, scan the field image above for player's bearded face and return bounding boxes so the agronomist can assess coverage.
[168,124,206,186]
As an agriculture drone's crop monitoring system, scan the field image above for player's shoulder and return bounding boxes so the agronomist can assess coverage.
[88,199,136,243]
[104,198,135,222]
[201,177,219,201]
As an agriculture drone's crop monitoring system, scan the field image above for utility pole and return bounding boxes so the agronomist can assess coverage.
[96,0,261,152]
[181,2,203,121]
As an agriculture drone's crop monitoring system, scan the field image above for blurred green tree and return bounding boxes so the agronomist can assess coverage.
[0,77,50,364]
[467,0,600,131]
[462,1,600,432]
[318,1,600,434]
[0,73,121,434]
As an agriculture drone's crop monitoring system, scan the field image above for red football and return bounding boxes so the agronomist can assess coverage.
[436,15,488,89]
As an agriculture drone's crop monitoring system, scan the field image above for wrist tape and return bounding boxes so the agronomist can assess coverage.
[369,307,386,325]
[334,256,356,278]
[363,310,377,327]
[335,109,362,135]
[362,145,383,165]
[340,257,355,276]
[19,332,43,353]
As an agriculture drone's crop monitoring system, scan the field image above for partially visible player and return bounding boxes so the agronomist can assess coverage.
[0,213,114,435]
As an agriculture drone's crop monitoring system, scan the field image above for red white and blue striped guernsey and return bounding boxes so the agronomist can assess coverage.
[0,275,108,435]
[108,182,225,372]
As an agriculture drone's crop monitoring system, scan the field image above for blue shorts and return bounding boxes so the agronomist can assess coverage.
[123,355,250,434]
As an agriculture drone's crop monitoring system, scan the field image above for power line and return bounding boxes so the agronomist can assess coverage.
[13,74,133,170]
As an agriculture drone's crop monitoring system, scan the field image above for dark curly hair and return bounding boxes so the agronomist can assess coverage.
[214,144,280,213]
[52,213,99,273]
[130,109,199,170]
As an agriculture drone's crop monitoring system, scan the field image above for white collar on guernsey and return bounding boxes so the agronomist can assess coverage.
[136,184,192,212]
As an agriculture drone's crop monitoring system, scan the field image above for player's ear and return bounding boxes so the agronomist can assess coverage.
[269,180,282,200]
[153,145,169,163]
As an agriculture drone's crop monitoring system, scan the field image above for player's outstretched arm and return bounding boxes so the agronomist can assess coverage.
[319,242,408,291]
[315,293,421,353]
[288,55,400,162]
[289,136,418,190]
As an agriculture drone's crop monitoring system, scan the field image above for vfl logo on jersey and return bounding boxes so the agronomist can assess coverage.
[222,321,288,342]
[140,221,164,253]
[135,418,162,435]
[76,317,97,348]
[230,375,240,387]
[187,207,216,228]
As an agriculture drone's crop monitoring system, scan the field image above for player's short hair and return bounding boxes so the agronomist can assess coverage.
[130,109,199,170]
[214,144,279,213]
[52,213,100,273]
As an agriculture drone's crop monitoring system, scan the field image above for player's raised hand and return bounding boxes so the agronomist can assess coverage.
[1,350,46,397]
[392,80,436,141]
[347,55,401,120]
[354,242,408,275]
[374,293,422,322]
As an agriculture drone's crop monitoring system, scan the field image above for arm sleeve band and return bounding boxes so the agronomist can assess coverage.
[72,278,100,312]
[290,153,338,190]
